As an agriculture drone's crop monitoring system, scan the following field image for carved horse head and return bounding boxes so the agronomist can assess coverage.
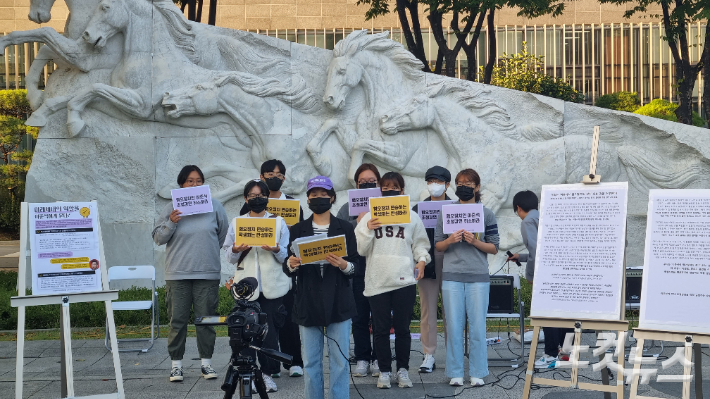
[162,81,221,118]
[82,0,130,48]
[379,95,433,135]
[29,0,56,23]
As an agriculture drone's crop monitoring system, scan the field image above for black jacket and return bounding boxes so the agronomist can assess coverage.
[412,195,451,279]
[284,214,359,327]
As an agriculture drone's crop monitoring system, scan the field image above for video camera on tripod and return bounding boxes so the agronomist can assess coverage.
[195,277,292,399]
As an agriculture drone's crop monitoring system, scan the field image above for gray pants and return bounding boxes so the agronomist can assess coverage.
[418,250,446,355]
[165,279,219,360]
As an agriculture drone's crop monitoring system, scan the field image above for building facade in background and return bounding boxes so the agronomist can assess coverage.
[0,0,705,113]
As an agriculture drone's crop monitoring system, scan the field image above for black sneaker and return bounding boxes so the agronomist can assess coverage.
[170,367,183,382]
[201,365,218,380]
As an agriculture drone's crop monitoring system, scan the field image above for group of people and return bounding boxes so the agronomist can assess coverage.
[152,159,548,399]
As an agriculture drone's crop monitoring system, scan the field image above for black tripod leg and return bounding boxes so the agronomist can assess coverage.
[253,370,269,399]
[222,368,238,399]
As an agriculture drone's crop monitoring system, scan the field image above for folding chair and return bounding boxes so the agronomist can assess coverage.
[105,266,159,353]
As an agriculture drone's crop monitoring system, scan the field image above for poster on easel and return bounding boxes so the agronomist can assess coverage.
[639,189,710,334]
[29,202,103,295]
[530,182,629,320]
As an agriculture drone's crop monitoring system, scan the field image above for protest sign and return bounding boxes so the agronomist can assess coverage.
[29,202,103,295]
[235,217,278,247]
[298,235,348,264]
[171,185,213,216]
[441,203,485,234]
[266,199,300,226]
[417,200,453,229]
[370,195,411,225]
[348,188,381,216]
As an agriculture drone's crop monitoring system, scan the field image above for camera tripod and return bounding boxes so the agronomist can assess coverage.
[221,348,268,399]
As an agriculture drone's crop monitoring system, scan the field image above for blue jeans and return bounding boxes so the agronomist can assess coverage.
[442,280,490,379]
[299,320,351,399]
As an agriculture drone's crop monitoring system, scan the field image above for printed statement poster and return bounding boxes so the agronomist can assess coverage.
[640,190,710,334]
[235,217,278,247]
[266,199,300,226]
[171,185,213,216]
[30,202,103,295]
[530,182,628,320]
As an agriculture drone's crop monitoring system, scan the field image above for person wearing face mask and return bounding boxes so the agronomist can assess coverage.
[434,169,499,387]
[152,165,229,383]
[355,172,431,389]
[285,176,360,399]
[239,159,304,378]
[222,180,291,393]
[411,166,451,373]
[336,163,381,377]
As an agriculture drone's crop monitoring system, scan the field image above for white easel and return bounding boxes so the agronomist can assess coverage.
[11,201,125,399]
[522,126,629,399]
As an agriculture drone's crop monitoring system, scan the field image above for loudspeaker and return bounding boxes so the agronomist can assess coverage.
[626,268,643,303]
[488,275,515,314]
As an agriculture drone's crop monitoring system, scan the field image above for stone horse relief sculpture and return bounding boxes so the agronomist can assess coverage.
[9,0,709,280]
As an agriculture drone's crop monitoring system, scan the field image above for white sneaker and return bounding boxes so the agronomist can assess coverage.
[354,360,369,377]
[289,366,303,377]
[371,360,380,377]
[449,377,464,386]
[470,377,485,386]
[396,368,413,388]
[169,367,183,382]
[419,353,436,373]
[534,355,558,368]
[377,371,391,389]
[262,374,278,393]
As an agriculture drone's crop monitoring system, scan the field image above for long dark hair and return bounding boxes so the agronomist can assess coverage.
[177,165,204,187]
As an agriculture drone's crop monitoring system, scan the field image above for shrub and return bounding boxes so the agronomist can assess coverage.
[595,91,641,112]
[634,99,705,127]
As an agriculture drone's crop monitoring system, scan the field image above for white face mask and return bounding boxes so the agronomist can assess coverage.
[427,183,446,198]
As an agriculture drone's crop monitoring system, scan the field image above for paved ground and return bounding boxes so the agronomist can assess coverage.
[0,331,707,399]
[0,240,19,270]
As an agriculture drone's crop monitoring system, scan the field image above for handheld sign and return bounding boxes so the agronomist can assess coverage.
[29,202,103,295]
[298,235,348,264]
[417,200,453,229]
[370,195,411,225]
[171,185,213,216]
[235,217,278,247]
[441,203,484,234]
[266,199,301,226]
[348,188,381,216]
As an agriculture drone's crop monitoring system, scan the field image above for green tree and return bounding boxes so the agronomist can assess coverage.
[599,0,709,126]
[357,0,564,82]
[634,98,705,127]
[595,91,641,112]
[0,90,37,233]
[481,42,584,102]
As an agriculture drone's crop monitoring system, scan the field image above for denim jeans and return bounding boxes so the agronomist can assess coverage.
[299,319,352,399]
[442,280,490,379]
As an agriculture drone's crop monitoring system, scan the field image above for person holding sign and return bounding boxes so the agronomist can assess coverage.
[152,165,229,383]
[285,176,360,399]
[434,168,499,387]
[411,166,451,373]
[355,172,431,389]
[238,159,304,377]
[222,180,291,393]
[336,163,381,377]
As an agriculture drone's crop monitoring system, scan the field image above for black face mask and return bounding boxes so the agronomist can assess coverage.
[247,197,269,213]
[265,177,283,192]
[455,185,476,202]
[359,182,377,189]
[308,197,333,215]
[381,190,401,197]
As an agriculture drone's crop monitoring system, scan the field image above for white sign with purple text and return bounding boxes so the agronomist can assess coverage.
[417,200,453,229]
[442,203,485,234]
[171,185,213,216]
[348,188,381,216]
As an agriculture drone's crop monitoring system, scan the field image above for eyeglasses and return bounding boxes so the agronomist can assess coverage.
[358,179,378,185]
[246,194,267,200]
[263,172,284,179]
[456,182,477,188]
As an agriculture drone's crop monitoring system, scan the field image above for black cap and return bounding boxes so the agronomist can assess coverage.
[425,166,451,183]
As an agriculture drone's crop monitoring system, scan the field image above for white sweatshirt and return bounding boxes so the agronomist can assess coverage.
[355,212,431,297]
